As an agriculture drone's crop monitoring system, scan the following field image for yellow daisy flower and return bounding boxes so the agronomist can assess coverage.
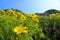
[13,26,28,34]
[21,15,27,21]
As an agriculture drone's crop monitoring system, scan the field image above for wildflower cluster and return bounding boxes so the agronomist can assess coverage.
[26,14,39,22]
[0,9,44,40]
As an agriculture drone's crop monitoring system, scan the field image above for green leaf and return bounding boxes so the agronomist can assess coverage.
[39,33,46,38]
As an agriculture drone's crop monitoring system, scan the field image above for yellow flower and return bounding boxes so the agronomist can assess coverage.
[26,14,32,18]
[32,17,39,22]
[26,14,39,22]
[26,14,37,18]
[21,15,27,21]
[13,26,28,34]
[26,14,31,16]
[32,14,38,18]
[6,9,13,13]
[31,14,39,22]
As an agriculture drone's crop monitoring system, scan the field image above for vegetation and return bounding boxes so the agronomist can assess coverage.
[0,9,60,40]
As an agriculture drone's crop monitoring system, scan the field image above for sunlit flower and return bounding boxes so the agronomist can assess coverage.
[6,9,13,13]
[26,14,31,16]
[21,15,27,21]
[26,14,39,22]
[32,17,39,22]
[26,14,33,18]
[13,26,28,34]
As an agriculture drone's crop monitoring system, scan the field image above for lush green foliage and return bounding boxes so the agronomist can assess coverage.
[0,9,60,40]
[39,13,60,40]
[0,9,45,40]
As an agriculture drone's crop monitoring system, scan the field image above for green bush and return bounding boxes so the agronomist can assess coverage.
[39,14,60,40]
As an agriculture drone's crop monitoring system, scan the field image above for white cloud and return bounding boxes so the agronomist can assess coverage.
[46,0,60,9]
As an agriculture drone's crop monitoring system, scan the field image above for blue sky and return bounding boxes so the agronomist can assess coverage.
[0,0,60,13]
